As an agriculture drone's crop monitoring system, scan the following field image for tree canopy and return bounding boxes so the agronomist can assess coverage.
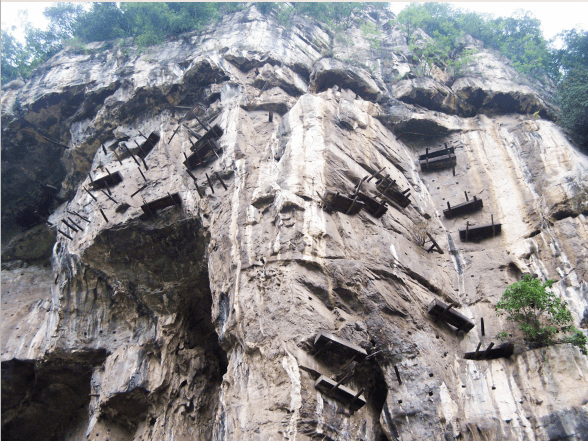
[496,275,587,354]
[1,2,586,150]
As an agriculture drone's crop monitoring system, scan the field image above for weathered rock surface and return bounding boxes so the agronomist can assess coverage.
[2,6,588,441]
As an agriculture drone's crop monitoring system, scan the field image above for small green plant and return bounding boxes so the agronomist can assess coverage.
[495,331,509,341]
[495,275,587,354]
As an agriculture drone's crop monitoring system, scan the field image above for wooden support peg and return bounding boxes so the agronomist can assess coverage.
[168,124,182,143]
[58,229,73,240]
[67,210,89,222]
[114,150,123,165]
[99,208,109,223]
[131,185,148,198]
[101,144,107,155]
[62,219,79,232]
[394,365,402,385]
[481,342,495,359]
[447,202,451,211]
[137,130,148,140]
[100,189,118,204]
[84,187,98,201]
[464,191,469,202]
[269,110,273,122]
[474,342,482,359]
[205,173,215,194]
[453,166,456,176]
[123,143,141,168]
[137,166,147,182]
[194,114,209,131]
[481,318,485,336]
[67,217,82,231]
[134,139,149,169]
[88,173,95,185]
[215,172,228,190]
[465,221,469,241]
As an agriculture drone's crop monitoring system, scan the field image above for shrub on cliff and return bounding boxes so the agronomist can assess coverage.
[496,275,587,354]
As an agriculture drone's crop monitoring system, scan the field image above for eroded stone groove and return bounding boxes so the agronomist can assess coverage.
[2,5,588,441]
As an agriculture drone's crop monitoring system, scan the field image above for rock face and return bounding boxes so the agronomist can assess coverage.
[2,6,588,441]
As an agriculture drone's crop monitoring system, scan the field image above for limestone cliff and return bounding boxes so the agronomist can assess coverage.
[2,7,588,441]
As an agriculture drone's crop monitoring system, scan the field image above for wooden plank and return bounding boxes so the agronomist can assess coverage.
[443,197,483,219]
[136,132,160,159]
[90,171,123,190]
[375,178,411,208]
[420,155,457,171]
[141,193,182,215]
[314,332,367,360]
[356,193,388,218]
[418,146,455,160]
[459,223,502,241]
[314,375,366,412]
[464,342,514,360]
[323,192,365,215]
[189,124,224,152]
[428,299,475,332]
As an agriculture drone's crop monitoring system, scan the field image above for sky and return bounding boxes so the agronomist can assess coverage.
[2,1,587,45]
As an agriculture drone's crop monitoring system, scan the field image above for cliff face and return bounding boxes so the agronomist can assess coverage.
[2,7,588,441]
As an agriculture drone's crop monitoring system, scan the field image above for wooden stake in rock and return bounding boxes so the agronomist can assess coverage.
[99,208,109,223]
[62,219,79,232]
[215,172,228,190]
[205,173,215,194]
[269,110,273,122]
[101,144,107,155]
[101,189,118,204]
[131,185,148,198]
[137,166,147,182]
[114,150,123,165]
[58,229,73,240]
[67,210,89,222]
[68,217,82,231]
[394,365,402,385]
[481,318,485,337]
[84,187,98,201]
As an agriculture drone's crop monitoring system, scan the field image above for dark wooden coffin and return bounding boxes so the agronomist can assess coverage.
[137,132,160,158]
[428,299,475,333]
[189,124,223,152]
[464,342,514,360]
[459,223,501,241]
[90,171,123,190]
[314,332,367,360]
[443,197,483,219]
[323,192,365,215]
[184,138,221,169]
[375,178,411,208]
[314,375,366,411]
[141,193,182,216]
[418,146,455,161]
[356,193,388,218]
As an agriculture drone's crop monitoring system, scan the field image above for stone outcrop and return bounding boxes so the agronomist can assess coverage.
[2,6,588,441]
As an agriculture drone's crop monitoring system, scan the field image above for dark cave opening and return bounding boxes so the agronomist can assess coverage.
[1,350,109,441]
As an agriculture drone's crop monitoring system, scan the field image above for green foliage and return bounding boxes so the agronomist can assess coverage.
[495,331,509,341]
[496,275,587,354]
[394,3,551,79]
[360,21,381,50]
[557,66,588,150]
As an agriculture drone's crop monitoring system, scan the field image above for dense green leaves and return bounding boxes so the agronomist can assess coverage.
[496,275,587,354]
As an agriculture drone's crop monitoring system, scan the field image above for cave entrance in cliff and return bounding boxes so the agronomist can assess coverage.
[353,357,389,440]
